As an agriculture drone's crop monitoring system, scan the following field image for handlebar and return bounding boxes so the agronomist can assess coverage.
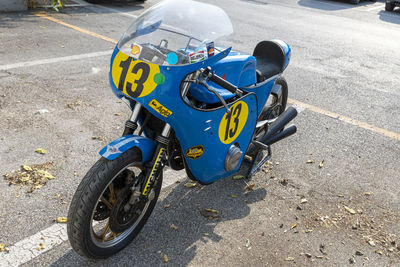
[200,67,243,97]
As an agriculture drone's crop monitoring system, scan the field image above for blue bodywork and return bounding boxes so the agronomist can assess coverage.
[100,135,156,162]
[102,42,289,184]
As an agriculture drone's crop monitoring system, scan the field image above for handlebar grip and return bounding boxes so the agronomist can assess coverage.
[208,72,241,95]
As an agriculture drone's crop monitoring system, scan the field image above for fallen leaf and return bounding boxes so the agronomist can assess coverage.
[0,243,5,252]
[114,112,124,116]
[22,165,32,171]
[375,249,383,255]
[184,180,197,188]
[363,192,372,196]
[40,26,46,29]
[305,253,312,258]
[285,257,295,261]
[368,240,376,247]
[169,224,179,230]
[163,204,171,209]
[280,179,288,186]
[36,170,55,180]
[203,233,209,236]
[162,253,169,263]
[244,183,255,193]
[231,195,238,198]
[201,209,220,220]
[233,175,245,180]
[363,257,369,260]
[20,176,30,182]
[291,222,298,229]
[318,160,325,168]
[355,251,363,256]
[37,242,45,251]
[92,136,106,141]
[66,100,82,109]
[344,206,356,215]
[306,160,315,164]
[35,148,48,154]
[56,217,67,223]
[305,229,313,233]
[337,193,344,197]
[300,198,308,204]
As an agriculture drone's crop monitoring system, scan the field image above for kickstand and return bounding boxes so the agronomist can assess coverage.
[246,145,272,179]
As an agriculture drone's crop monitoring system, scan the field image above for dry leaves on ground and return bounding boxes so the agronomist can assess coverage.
[3,162,55,193]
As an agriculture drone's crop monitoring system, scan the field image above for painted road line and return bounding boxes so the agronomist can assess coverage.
[0,169,187,267]
[92,4,139,19]
[33,14,400,142]
[0,50,113,71]
[288,98,400,141]
[366,4,385,12]
[34,13,118,44]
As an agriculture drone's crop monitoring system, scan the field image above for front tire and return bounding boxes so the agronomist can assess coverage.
[67,148,162,259]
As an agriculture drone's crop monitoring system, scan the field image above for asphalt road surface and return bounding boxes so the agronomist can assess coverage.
[0,0,399,266]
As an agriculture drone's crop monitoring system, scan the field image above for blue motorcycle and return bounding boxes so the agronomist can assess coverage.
[67,0,297,259]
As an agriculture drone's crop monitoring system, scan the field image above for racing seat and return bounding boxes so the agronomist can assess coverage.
[253,40,285,82]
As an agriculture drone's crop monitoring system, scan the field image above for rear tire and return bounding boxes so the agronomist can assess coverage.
[67,148,162,259]
[350,0,360,4]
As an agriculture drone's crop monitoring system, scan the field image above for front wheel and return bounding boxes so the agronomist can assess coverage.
[67,147,162,259]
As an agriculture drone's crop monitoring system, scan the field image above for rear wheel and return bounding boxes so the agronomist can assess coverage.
[67,148,162,259]
[350,0,360,4]
[254,76,288,141]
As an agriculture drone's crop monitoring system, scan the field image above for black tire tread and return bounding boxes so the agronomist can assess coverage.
[67,148,156,259]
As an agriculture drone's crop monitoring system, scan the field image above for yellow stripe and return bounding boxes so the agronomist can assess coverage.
[142,147,165,195]
[288,98,400,141]
[33,14,400,142]
[34,13,118,44]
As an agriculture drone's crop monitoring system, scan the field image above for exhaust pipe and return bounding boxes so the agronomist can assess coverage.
[247,107,297,155]
[261,106,297,143]
[263,125,296,145]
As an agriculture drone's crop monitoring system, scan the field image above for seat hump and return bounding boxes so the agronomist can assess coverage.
[253,40,285,82]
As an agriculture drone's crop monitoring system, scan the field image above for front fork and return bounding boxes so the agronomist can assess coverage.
[123,102,170,205]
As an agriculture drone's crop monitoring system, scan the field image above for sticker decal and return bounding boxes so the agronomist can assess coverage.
[149,99,172,118]
[218,101,249,144]
[131,44,142,56]
[112,51,161,98]
[189,50,207,64]
[185,145,205,160]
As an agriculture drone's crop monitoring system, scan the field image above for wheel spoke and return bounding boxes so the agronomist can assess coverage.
[100,221,110,240]
[100,196,113,210]
[108,184,116,204]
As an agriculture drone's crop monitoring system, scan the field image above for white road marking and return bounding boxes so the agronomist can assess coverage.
[366,4,385,12]
[88,4,138,19]
[0,169,187,267]
[0,50,113,71]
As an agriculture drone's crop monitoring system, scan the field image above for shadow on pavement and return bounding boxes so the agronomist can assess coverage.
[298,0,376,11]
[378,9,400,24]
[50,175,266,266]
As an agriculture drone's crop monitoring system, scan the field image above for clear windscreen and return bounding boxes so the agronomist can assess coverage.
[118,0,233,66]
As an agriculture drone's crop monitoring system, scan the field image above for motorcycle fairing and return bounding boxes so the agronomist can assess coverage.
[188,52,257,104]
[109,47,261,183]
[99,135,156,162]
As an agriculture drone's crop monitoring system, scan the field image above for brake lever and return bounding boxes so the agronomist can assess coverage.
[198,79,231,115]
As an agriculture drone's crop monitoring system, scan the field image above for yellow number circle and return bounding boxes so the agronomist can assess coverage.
[218,101,249,144]
[111,51,162,98]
